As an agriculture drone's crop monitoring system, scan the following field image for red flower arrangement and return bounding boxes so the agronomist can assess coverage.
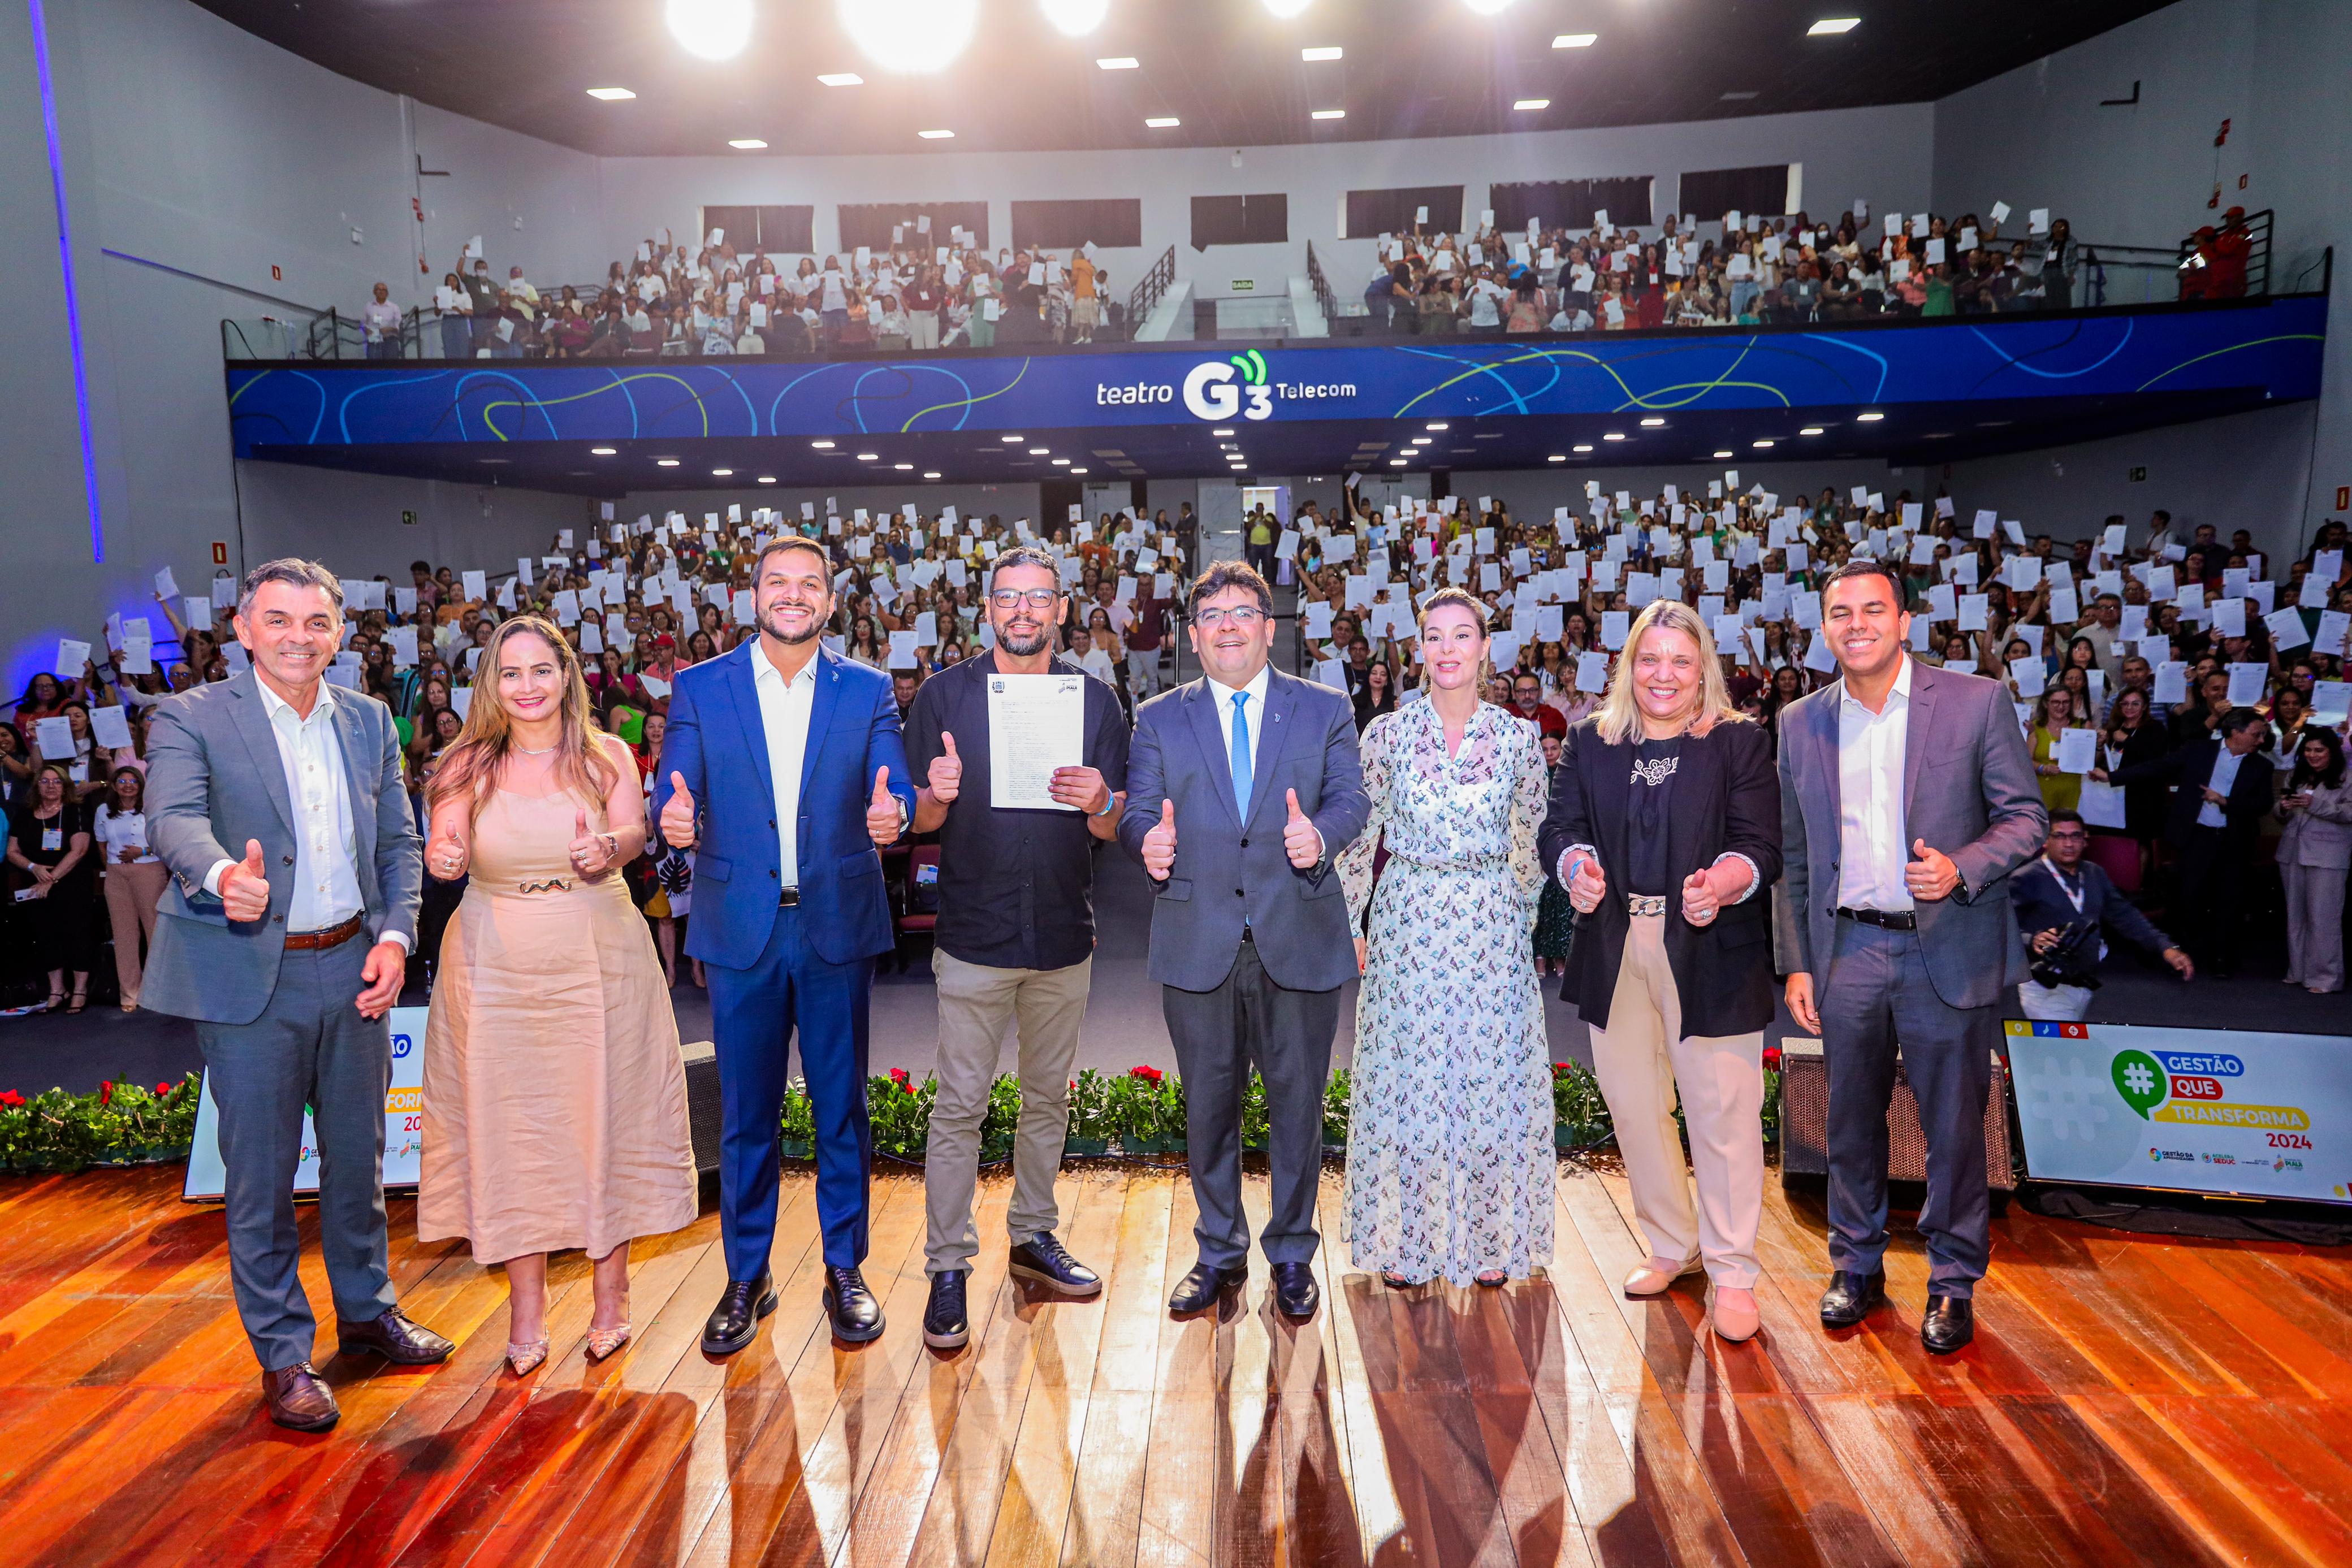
[0,1090,23,1108]
[1127,1064,1165,1085]
[98,1081,114,1107]
[1762,1045,1784,1073]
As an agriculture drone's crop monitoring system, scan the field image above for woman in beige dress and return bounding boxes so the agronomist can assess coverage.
[420,616,697,1374]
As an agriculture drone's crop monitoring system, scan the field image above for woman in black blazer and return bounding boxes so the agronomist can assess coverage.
[1536,600,1782,1342]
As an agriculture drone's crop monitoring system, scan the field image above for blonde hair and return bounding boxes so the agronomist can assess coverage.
[1592,599,1750,745]
[426,616,617,819]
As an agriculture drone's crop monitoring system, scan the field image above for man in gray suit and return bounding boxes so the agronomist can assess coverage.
[145,559,451,1431]
[1778,559,2044,1354]
[1119,561,1369,1319]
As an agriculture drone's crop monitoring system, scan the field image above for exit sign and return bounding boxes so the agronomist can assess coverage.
[401,509,420,526]
[2128,466,2147,482]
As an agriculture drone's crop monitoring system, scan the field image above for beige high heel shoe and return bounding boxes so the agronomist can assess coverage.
[505,1338,550,1375]
[585,1323,633,1361]
[1622,1256,1704,1297]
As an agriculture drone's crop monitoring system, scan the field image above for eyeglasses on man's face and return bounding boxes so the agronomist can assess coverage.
[1192,607,1266,631]
[988,588,1062,610]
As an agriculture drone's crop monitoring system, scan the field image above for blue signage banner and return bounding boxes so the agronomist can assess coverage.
[225,297,2326,455]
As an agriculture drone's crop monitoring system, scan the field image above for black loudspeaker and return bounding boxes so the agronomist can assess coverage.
[1779,1036,2016,1192]
[682,1039,723,1175]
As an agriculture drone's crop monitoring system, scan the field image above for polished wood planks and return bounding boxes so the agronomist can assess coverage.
[0,1162,2342,1567]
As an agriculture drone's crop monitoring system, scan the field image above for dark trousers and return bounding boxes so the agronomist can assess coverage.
[1160,938,1339,1270]
[1817,918,1996,1297]
[707,904,873,1277]
[2172,826,2250,972]
[196,937,396,1371]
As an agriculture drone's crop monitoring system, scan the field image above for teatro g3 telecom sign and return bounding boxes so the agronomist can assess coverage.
[222,297,2326,454]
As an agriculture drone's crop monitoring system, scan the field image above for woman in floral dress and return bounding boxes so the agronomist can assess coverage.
[1337,589,1554,1288]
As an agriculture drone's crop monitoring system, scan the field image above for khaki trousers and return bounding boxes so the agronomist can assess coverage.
[925,950,1091,1274]
[1586,912,1764,1288]
[103,861,167,1008]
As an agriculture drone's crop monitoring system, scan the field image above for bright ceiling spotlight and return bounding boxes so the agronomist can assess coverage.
[1311,108,1345,120]
[585,86,637,100]
[1512,98,1550,111]
[1300,45,1342,60]
[841,0,978,72]
[1144,116,1180,127]
[923,470,942,478]
[1809,18,1861,36]
[1856,410,1884,421]
[1042,0,1110,37]
[728,138,768,149]
[1096,57,1139,70]
[1261,0,1313,16]
[1713,449,1734,457]
[1462,0,1516,14]
[1573,444,1593,453]
[1552,32,1596,49]
[665,0,753,62]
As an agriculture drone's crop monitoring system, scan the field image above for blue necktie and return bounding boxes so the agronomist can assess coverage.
[1229,691,1253,819]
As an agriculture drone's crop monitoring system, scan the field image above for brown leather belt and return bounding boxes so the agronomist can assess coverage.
[284,913,364,952]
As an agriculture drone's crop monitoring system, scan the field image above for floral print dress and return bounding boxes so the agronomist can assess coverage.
[1337,699,1555,1284]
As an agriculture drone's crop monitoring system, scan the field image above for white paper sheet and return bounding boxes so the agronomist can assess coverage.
[988,673,1085,810]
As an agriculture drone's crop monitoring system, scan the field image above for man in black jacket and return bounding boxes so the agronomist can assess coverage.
[2099,708,2273,977]
[2009,810,2193,1020]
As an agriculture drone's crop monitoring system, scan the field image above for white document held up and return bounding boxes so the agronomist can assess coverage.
[987,673,1085,811]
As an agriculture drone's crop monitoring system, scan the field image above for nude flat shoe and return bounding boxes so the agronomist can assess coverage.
[1710,1287,1762,1343]
[1623,1256,1704,1297]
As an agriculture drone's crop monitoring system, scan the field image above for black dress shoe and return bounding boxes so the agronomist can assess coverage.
[824,1265,885,1344]
[1921,1294,1975,1354]
[1818,1269,1886,1328]
[261,1362,339,1432]
[923,1269,970,1350]
[336,1306,455,1365]
[1009,1232,1102,1296]
[1168,1261,1247,1314]
[1272,1262,1319,1319]
[702,1270,777,1355]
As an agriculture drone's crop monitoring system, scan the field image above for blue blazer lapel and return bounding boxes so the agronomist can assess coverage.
[800,646,846,800]
[723,644,777,804]
[227,673,296,839]
[1186,680,1243,830]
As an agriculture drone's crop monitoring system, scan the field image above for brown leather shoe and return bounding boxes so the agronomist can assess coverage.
[336,1306,455,1365]
[262,1362,340,1431]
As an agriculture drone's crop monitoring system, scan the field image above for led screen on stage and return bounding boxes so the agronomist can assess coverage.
[181,1004,426,1200]
[2007,1020,2349,1205]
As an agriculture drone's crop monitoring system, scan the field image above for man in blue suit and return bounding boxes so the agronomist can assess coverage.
[657,536,915,1350]
[1119,561,1370,1320]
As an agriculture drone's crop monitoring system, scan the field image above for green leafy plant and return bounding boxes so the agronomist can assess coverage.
[1322,1069,1351,1147]
[1065,1069,1116,1151]
[867,1068,935,1158]
[780,1078,816,1158]
[0,1075,203,1174]
[1550,1060,1613,1149]
[1108,1064,1184,1151]
[979,1074,1022,1162]
[1240,1073,1271,1151]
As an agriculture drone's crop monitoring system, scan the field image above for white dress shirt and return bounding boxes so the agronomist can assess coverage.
[205,681,408,949]
[750,644,820,889]
[1205,662,1272,781]
[1836,653,1914,912]
[2200,745,2243,830]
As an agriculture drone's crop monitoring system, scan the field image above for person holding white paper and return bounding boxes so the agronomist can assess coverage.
[903,546,1130,1348]
[93,764,166,1012]
[6,763,98,1012]
[2098,708,2272,977]
[2027,688,2085,815]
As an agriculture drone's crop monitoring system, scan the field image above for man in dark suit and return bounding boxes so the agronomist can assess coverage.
[1779,561,2045,1354]
[2098,707,2273,977]
[1119,562,1370,1319]
[144,560,449,1431]
[655,537,916,1350]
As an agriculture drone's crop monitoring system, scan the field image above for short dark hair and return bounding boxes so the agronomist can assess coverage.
[987,544,1060,592]
[409,559,431,574]
[1819,557,1906,607]
[753,536,831,581]
[238,558,343,621]
[2217,706,2265,739]
[2046,809,2086,830]
[1191,561,1273,619]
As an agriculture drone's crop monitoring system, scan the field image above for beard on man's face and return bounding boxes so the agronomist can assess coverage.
[757,593,827,646]
[993,614,1053,657]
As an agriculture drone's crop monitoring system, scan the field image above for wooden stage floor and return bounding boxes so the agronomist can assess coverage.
[0,1160,2346,1567]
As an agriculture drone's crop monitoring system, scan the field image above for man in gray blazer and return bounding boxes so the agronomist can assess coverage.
[1779,560,2044,1354]
[145,559,449,1431]
[1119,561,1369,1319]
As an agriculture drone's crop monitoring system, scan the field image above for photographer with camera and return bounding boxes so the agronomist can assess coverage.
[2009,811,2193,1021]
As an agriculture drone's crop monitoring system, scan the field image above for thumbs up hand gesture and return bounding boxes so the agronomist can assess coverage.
[1283,788,1323,869]
[220,838,271,922]
[1680,866,1719,927]
[1904,837,1961,902]
[568,807,616,879]
[927,731,962,804]
[1142,798,1178,880]
[660,772,698,849]
[866,766,904,847]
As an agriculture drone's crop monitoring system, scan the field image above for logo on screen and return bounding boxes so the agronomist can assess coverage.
[1182,352,1273,422]
[391,1032,414,1059]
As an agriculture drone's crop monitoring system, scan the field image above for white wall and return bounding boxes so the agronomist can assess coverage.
[230,462,591,584]
[596,102,1936,309]
[619,481,1044,534]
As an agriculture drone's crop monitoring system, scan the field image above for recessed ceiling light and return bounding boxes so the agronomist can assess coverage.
[1714,449,1734,458]
[728,138,768,149]
[918,128,956,139]
[1639,417,1665,427]
[1603,432,1626,441]
[758,475,776,483]
[655,457,680,466]
[923,470,942,478]
[1800,426,1825,436]
[1808,17,1861,36]
[1547,454,1566,462]
[895,462,914,470]
[1052,457,1071,466]
[1573,444,1593,453]
[1411,437,1432,445]
[1425,422,1449,431]
[1720,90,1759,101]
[1145,116,1180,128]
[1462,0,1515,14]
[590,446,617,456]
[1552,32,1597,49]
[857,451,879,460]
[1512,98,1550,112]
[1212,427,1235,436]
[586,86,636,101]
[1001,433,1024,441]
[817,71,864,86]
[1856,410,1884,421]
[712,467,733,476]
[1028,447,1049,455]
[1070,467,1088,474]
[1262,0,1312,16]
[1388,457,1407,466]
[1311,108,1345,120]
[1301,45,1342,60]
[1753,439,1775,448]
[811,439,836,449]
[1096,56,1139,70]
